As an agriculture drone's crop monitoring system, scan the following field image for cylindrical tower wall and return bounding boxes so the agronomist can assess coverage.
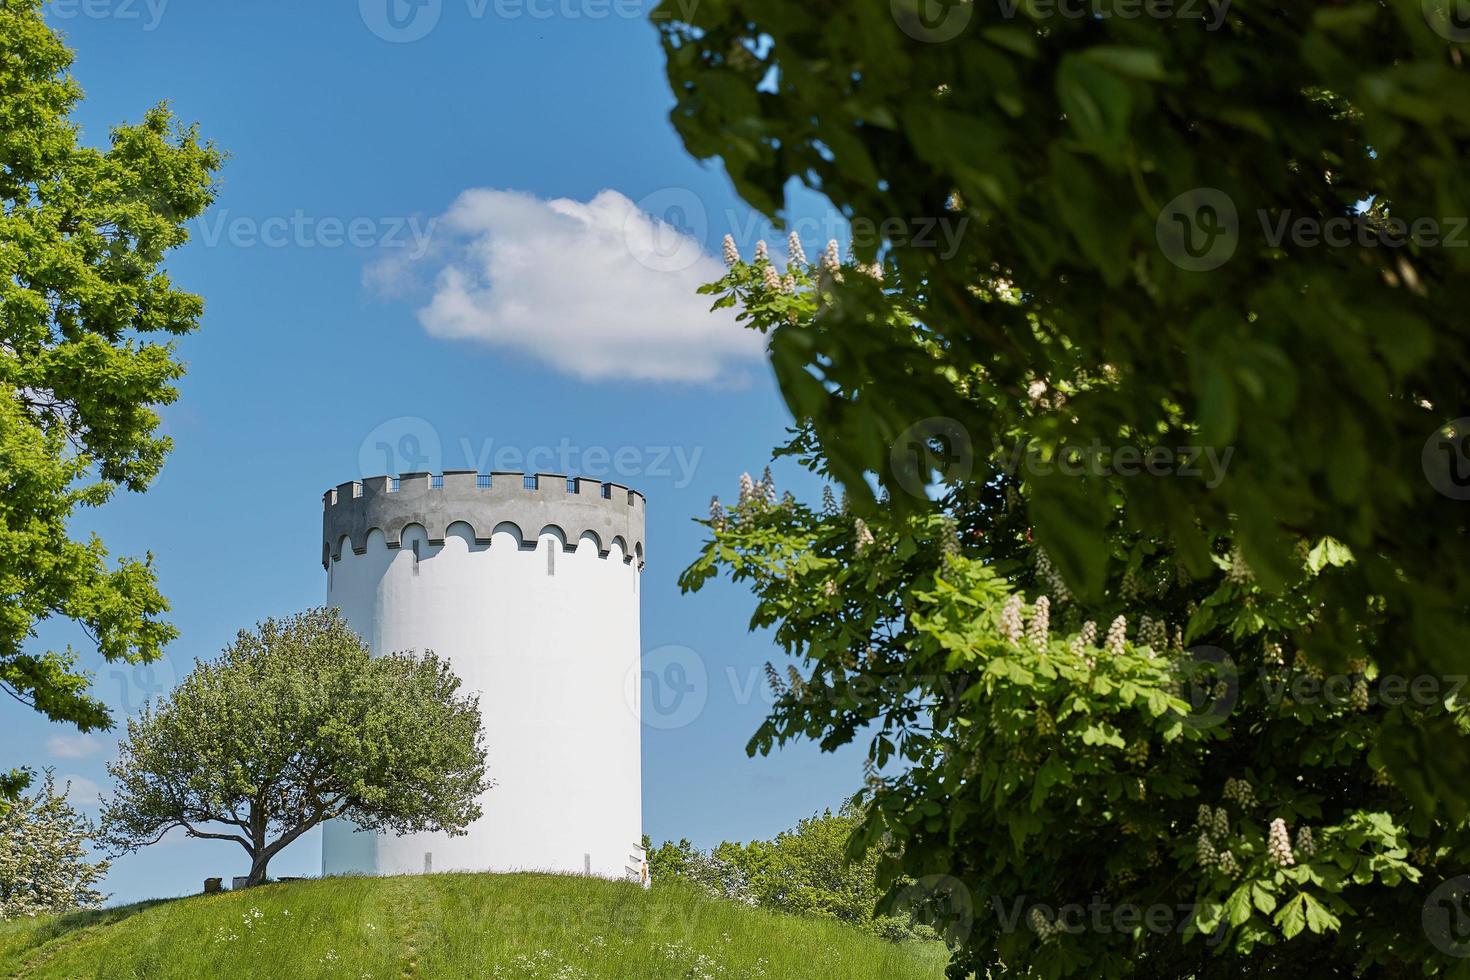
[319,472,644,880]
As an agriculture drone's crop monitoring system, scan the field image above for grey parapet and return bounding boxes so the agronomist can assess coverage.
[322,471,646,570]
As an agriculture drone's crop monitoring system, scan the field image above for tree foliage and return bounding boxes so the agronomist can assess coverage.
[0,0,222,799]
[0,770,108,919]
[655,0,1470,810]
[650,804,930,942]
[680,250,1470,976]
[99,609,490,887]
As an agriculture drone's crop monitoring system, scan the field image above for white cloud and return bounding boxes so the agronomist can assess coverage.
[58,775,104,809]
[46,732,102,760]
[368,189,760,385]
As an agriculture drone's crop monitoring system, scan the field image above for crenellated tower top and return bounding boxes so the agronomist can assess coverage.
[323,471,645,569]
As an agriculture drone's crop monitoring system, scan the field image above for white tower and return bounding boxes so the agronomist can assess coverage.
[319,470,645,881]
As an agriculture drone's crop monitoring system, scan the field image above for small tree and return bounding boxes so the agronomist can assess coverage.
[0,771,109,919]
[100,608,489,886]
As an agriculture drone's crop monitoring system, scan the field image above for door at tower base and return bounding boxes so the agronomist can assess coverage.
[319,472,645,882]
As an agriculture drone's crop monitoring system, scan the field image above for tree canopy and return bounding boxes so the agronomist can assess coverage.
[0,0,222,799]
[680,245,1470,976]
[0,770,108,920]
[655,0,1470,809]
[100,609,489,887]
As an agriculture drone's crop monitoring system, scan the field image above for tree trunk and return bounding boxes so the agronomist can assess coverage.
[245,802,270,886]
[244,854,271,887]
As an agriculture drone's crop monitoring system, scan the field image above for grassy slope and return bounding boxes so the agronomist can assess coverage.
[0,873,950,979]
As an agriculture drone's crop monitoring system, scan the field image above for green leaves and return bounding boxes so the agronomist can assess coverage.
[654,0,1470,826]
[0,0,221,799]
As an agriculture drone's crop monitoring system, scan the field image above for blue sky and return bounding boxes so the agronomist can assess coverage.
[22,0,865,905]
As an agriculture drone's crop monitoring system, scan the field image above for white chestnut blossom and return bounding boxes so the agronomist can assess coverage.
[820,239,841,275]
[999,595,1024,644]
[1227,546,1253,584]
[1105,616,1128,656]
[1268,818,1295,868]
[1223,778,1256,808]
[722,234,739,268]
[1027,596,1050,646]
[1196,833,1217,869]
[1035,548,1071,604]
[786,230,806,267]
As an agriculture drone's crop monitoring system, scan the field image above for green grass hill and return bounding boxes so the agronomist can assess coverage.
[0,872,950,979]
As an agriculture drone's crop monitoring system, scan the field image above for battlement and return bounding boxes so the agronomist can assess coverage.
[323,472,646,570]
